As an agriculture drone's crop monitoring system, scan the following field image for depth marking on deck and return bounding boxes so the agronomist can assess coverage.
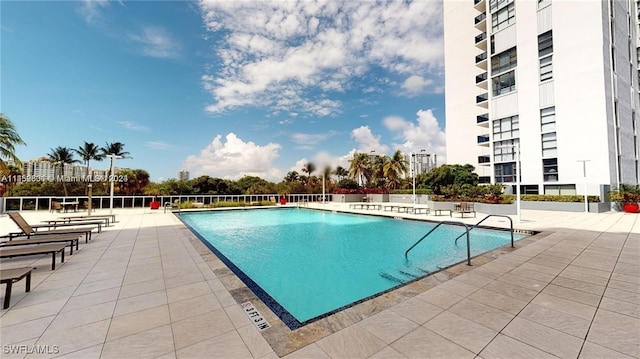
[241,301,271,331]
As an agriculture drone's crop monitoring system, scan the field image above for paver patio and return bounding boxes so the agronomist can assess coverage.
[0,205,638,358]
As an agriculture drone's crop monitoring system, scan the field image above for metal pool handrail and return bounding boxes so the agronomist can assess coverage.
[453,214,514,248]
[405,221,471,265]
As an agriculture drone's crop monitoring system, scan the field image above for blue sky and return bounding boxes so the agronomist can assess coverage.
[2,0,446,182]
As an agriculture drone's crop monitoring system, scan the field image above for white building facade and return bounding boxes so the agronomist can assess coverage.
[444,0,640,196]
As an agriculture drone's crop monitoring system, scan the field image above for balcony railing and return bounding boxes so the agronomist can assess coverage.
[477,135,490,144]
[475,72,487,83]
[476,113,489,124]
[475,32,487,44]
[475,52,487,63]
[476,93,488,103]
[474,13,486,24]
[0,194,335,213]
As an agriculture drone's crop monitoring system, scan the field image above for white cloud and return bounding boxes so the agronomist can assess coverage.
[198,1,443,116]
[183,133,283,181]
[289,150,353,178]
[144,141,174,150]
[129,26,181,59]
[116,121,149,132]
[401,75,433,97]
[382,109,447,163]
[350,126,390,154]
[290,131,337,146]
[117,121,150,132]
[78,0,109,23]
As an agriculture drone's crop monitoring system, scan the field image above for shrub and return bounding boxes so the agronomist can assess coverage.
[332,187,389,194]
[609,184,640,203]
[521,194,600,203]
[389,188,432,195]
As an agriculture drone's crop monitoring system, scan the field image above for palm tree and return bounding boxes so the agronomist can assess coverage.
[369,154,386,188]
[101,141,131,158]
[101,142,131,176]
[3,163,22,196]
[383,150,410,190]
[333,166,348,180]
[349,153,371,187]
[48,146,78,197]
[301,162,316,186]
[75,141,104,178]
[0,113,26,174]
[322,165,332,193]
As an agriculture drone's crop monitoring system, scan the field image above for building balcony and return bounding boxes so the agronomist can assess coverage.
[474,13,486,30]
[478,155,491,165]
[475,32,487,50]
[476,72,488,89]
[476,93,489,108]
[477,134,490,145]
[476,113,489,126]
[475,72,487,83]
[474,0,486,11]
[475,52,487,70]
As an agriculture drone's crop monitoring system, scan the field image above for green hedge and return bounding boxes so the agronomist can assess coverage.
[520,194,600,203]
[179,200,275,209]
[389,189,433,195]
[426,194,600,204]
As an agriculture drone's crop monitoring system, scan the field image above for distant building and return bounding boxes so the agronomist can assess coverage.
[403,152,437,178]
[21,158,108,180]
[179,170,190,181]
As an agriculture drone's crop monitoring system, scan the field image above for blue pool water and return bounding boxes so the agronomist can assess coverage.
[180,208,525,327]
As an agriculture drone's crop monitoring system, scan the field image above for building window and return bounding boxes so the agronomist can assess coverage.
[540,55,553,81]
[493,115,519,140]
[492,71,516,96]
[544,184,576,195]
[538,0,551,8]
[492,2,515,32]
[540,107,556,132]
[543,158,558,181]
[491,47,517,74]
[538,31,553,57]
[493,138,519,162]
[538,31,553,82]
[542,132,557,157]
[495,162,518,183]
[490,0,513,12]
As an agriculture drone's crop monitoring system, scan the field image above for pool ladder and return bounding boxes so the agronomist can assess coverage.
[453,214,514,248]
[404,215,516,266]
[405,221,471,265]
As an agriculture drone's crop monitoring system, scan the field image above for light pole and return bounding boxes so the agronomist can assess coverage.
[410,152,415,205]
[577,160,590,213]
[411,150,426,205]
[105,154,123,215]
[322,171,325,204]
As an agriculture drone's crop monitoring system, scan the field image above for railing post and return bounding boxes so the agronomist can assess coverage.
[466,231,471,265]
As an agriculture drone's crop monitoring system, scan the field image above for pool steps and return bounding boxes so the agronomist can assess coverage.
[380,266,432,283]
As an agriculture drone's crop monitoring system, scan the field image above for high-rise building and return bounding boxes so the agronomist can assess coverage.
[21,158,108,180]
[444,0,640,196]
[179,170,190,181]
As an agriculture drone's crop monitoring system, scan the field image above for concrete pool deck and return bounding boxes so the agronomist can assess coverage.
[0,204,638,358]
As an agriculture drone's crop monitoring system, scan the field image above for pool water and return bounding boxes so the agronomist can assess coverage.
[180,208,525,328]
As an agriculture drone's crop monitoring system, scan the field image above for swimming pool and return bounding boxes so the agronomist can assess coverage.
[180,208,525,328]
